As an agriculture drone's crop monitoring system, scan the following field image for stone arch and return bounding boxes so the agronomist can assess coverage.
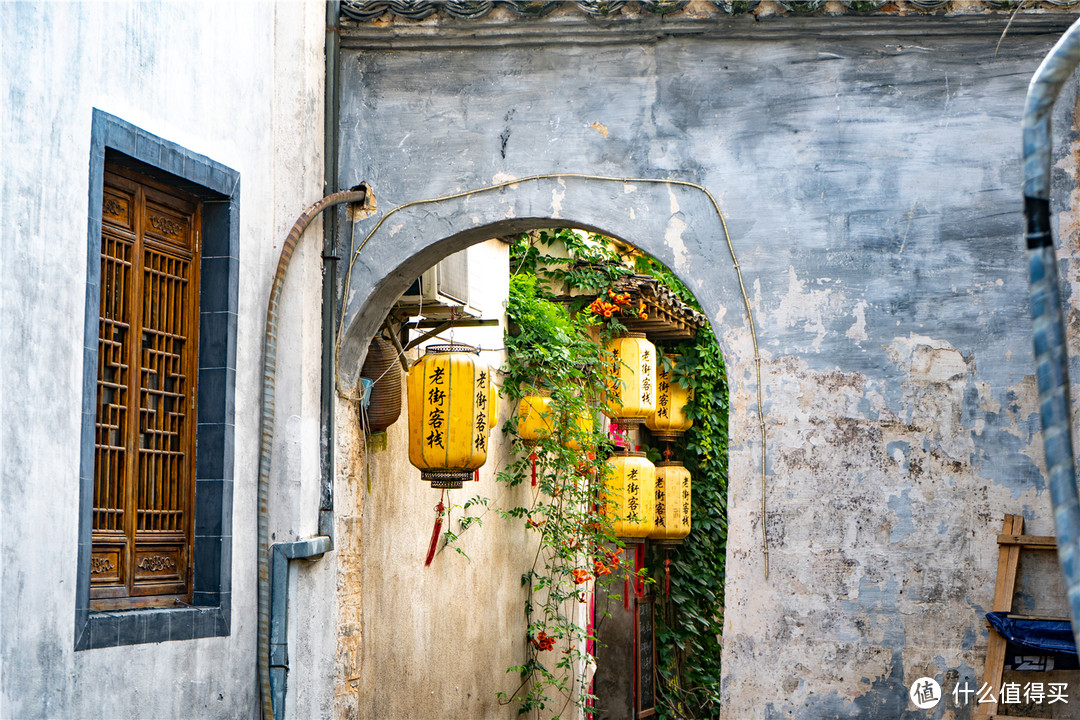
[334,175,760,716]
[337,176,754,395]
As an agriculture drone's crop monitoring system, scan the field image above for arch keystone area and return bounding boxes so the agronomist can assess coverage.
[336,174,752,392]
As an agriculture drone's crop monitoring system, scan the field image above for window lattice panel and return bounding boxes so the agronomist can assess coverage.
[137,248,191,534]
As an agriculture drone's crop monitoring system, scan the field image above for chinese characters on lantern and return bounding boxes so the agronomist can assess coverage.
[655,481,666,527]
[426,365,446,449]
[656,375,670,419]
[475,370,488,451]
[640,348,652,406]
[627,468,640,521]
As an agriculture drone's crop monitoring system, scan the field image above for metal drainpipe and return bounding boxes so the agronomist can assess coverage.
[258,186,367,720]
[270,536,332,720]
[320,0,343,540]
[1022,17,1080,651]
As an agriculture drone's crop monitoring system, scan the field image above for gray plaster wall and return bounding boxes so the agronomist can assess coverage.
[336,14,1080,718]
[2,3,333,718]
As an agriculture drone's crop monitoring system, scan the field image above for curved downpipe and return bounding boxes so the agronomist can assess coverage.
[1022,18,1080,651]
[258,186,367,720]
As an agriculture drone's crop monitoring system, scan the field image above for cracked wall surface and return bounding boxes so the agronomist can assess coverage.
[336,14,1080,719]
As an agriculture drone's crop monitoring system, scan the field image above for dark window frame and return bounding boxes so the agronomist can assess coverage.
[76,110,239,650]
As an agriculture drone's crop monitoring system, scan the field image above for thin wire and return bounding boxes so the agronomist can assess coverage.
[994,0,1028,59]
[334,173,769,578]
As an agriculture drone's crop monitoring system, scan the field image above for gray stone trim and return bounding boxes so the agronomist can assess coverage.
[340,6,1080,49]
[76,110,239,650]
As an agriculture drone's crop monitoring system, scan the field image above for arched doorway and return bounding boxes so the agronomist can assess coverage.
[332,178,759,718]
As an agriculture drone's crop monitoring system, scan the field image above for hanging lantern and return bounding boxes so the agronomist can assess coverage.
[564,406,594,451]
[603,333,656,421]
[517,395,553,446]
[645,360,693,442]
[649,460,692,546]
[602,451,656,538]
[407,343,489,489]
[359,335,402,433]
[487,370,500,436]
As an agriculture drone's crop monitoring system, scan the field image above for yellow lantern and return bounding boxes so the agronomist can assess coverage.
[603,333,656,421]
[602,451,656,538]
[517,395,553,445]
[407,344,489,488]
[487,370,500,436]
[645,361,693,442]
[564,407,594,451]
[649,460,692,545]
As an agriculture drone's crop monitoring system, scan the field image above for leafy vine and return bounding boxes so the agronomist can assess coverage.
[635,253,729,719]
[442,229,728,719]
[495,271,623,718]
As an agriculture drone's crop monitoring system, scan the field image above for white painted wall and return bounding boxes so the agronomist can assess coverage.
[1,2,330,717]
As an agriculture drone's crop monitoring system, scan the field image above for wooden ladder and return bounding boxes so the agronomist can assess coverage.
[975,514,1063,719]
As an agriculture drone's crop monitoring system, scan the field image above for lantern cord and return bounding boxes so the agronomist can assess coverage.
[634,544,645,599]
[664,554,672,599]
[425,492,446,567]
[335,173,768,578]
[529,451,538,487]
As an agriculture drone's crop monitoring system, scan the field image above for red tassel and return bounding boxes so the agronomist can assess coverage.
[664,555,671,599]
[424,494,445,567]
[530,452,537,487]
[474,468,480,482]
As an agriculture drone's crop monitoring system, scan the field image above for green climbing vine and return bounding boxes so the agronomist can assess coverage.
[444,229,728,719]
[653,333,728,719]
[635,253,729,719]
[495,270,621,719]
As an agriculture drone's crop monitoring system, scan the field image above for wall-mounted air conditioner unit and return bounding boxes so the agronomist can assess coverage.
[398,248,473,311]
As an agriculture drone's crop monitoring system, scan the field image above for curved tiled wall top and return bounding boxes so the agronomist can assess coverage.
[341,0,1080,23]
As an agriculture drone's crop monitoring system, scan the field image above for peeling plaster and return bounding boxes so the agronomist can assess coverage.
[846,299,868,343]
[664,185,688,273]
[332,28,1080,720]
[551,178,565,217]
[772,266,844,351]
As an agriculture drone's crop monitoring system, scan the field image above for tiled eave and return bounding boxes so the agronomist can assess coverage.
[614,274,709,344]
[339,1,1080,48]
[341,0,1080,24]
[562,273,709,345]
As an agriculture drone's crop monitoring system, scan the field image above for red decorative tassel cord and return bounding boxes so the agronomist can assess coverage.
[664,555,672,599]
[424,492,446,567]
[475,468,480,482]
[529,452,538,486]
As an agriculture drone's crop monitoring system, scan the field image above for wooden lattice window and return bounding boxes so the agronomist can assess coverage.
[91,164,201,610]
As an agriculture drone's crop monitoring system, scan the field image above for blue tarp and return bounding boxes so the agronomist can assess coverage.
[986,612,1078,656]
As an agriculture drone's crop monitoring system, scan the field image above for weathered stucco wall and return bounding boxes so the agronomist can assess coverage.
[1,3,331,718]
[331,240,552,720]
[335,14,1080,718]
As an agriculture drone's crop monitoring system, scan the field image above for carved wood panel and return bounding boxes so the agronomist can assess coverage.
[91,165,200,610]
